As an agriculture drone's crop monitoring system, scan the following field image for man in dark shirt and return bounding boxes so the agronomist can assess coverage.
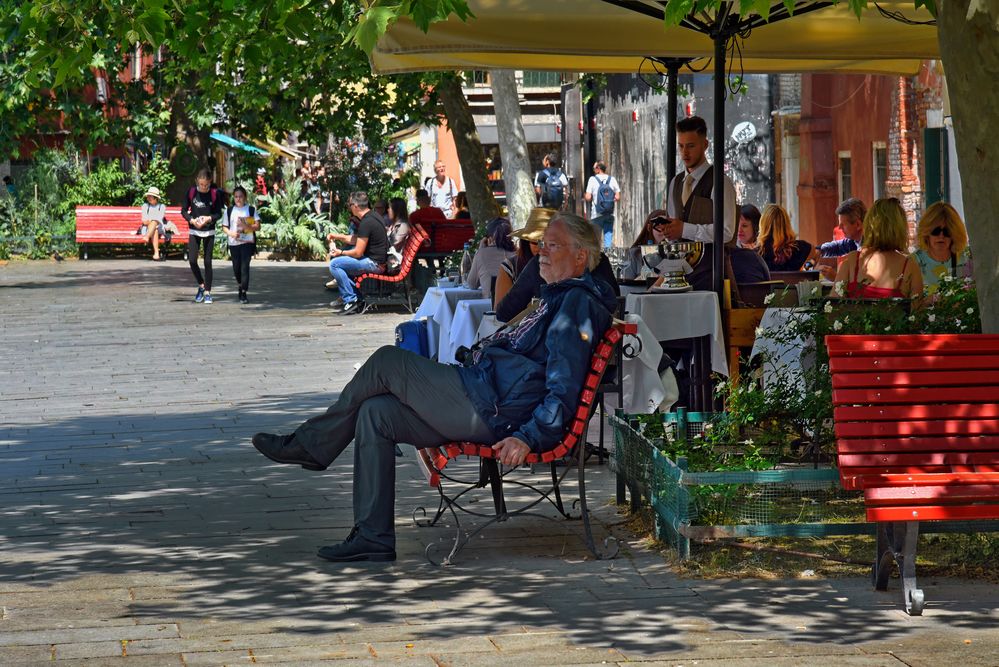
[326,191,389,315]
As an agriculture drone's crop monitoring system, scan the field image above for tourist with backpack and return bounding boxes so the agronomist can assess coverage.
[222,186,260,304]
[584,161,621,248]
[181,169,225,304]
[534,153,568,210]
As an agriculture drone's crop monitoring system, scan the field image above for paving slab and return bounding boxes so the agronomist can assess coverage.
[1,259,998,665]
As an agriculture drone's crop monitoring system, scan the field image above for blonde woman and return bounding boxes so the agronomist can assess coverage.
[835,198,923,299]
[912,201,973,293]
[756,204,812,271]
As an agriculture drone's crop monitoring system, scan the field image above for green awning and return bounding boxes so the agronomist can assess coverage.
[209,132,268,156]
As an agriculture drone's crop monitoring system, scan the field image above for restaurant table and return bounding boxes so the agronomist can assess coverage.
[412,286,483,362]
[624,290,728,411]
[750,307,812,393]
[476,312,503,340]
[445,298,494,364]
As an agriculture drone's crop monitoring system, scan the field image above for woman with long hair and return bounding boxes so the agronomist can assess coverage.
[835,198,923,299]
[180,168,224,303]
[912,201,973,293]
[622,210,669,279]
[756,204,812,271]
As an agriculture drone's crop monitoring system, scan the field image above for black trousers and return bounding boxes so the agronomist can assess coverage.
[229,243,253,293]
[188,234,215,290]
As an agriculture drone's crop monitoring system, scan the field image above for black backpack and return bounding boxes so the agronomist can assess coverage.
[594,175,616,215]
[541,167,565,208]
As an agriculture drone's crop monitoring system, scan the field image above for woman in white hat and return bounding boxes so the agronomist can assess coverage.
[141,186,167,261]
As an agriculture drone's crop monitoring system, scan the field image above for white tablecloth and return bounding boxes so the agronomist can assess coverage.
[446,298,493,364]
[619,313,680,414]
[412,286,483,362]
[624,291,728,377]
[477,313,503,340]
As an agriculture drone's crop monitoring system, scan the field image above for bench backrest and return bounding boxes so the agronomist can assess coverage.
[827,334,999,490]
[427,220,474,254]
[354,224,429,287]
[76,206,188,243]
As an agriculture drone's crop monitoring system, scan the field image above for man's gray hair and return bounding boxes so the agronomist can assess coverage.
[348,191,369,209]
[550,212,600,271]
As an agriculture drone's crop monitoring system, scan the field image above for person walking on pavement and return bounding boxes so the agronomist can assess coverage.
[534,153,568,210]
[222,186,260,304]
[584,161,621,248]
[181,169,224,304]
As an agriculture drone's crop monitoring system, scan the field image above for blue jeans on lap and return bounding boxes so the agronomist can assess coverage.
[329,256,381,303]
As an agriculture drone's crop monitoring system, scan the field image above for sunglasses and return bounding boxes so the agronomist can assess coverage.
[930,226,951,238]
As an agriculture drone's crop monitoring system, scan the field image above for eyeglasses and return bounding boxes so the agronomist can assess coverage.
[537,240,577,252]
[930,226,951,238]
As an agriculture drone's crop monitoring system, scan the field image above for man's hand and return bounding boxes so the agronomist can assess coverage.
[492,437,531,467]
[665,218,684,241]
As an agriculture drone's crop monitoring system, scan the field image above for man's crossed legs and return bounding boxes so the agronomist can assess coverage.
[252,346,494,562]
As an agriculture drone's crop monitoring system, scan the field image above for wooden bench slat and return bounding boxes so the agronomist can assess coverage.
[836,435,999,454]
[834,403,999,421]
[832,387,999,405]
[831,369,999,389]
[835,419,999,438]
[845,472,999,488]
[829,354,999,373]
[826,334,999,356]
[867,503,999,522]
[866,484,999,505]
[839,452,999,469]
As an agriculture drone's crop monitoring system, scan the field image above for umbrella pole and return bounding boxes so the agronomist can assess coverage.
[712,33,726,296]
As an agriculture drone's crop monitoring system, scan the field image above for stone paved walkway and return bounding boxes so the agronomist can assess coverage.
[1,259,998,666]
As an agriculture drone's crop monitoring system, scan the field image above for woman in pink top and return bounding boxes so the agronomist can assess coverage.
[834,198,922,299]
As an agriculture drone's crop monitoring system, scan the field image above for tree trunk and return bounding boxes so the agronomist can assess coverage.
[165,86,213,202]
[437,75,500,225]
[938,1,999,333]
[489,69,536,230]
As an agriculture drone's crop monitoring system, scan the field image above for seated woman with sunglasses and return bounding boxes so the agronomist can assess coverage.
[622,210,670,279]
[912,201,974,294]
[834,198,923,300]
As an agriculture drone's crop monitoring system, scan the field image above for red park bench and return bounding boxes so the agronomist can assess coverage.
[353,224,430,313]
[75,206,188,259]
[414,320,636,566]
[828,333,999,615]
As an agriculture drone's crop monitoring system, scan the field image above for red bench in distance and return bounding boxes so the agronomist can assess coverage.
[353,224,430,313]
[414,320,636,566]
[76,206,188,259]
[828,333,999,615]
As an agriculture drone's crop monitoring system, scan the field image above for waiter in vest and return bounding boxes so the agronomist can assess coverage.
[662,116,737,290]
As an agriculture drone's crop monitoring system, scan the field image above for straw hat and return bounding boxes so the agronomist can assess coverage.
[511,207,557,242]
[144,186,161,200]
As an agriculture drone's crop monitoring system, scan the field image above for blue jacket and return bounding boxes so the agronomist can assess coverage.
[456,271,617,453]
[817,236,860,258]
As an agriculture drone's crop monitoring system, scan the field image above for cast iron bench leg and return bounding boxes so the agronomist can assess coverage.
[897,521,924,615]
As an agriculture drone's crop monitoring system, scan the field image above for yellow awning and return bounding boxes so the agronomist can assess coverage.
[372,0,938,76]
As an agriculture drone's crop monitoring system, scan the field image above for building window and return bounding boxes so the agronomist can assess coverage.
[521,71,561,88]
[462,70,489,86]
[872,142,887,200]
[838,152,852,202]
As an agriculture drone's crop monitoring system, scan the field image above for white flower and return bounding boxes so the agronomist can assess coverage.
[755,326,764,337]
[833,320,843,331]
[742,438,754,446]
[811,286,820,295]
[823,302,833,313]
[834,281,846,293]
[943,274,954,283]
[967,307,975,315]
[908,315,916,322]
[928,314,936,323]
[955,319,962,327]
[764,292,775,305]
[844,315,850,323]
[814,390,822,397]
[884,326,891,332]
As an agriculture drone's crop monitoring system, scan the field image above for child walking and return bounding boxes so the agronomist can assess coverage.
[223,186,260,304]
[181,169,224,303]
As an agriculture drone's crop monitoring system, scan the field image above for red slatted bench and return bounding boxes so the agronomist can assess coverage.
[76,206,188,259]
[828,333,999,615]
[353,224,430,313]
[414,320,636,565]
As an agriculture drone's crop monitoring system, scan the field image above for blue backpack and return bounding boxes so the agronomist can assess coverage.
[595,175,616,215]
[541,168,565,208]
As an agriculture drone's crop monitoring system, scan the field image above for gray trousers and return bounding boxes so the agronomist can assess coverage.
[293,346,496,549]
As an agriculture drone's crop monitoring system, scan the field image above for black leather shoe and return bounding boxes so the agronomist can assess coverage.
[317,527,396,562]
[252,433,327,471]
